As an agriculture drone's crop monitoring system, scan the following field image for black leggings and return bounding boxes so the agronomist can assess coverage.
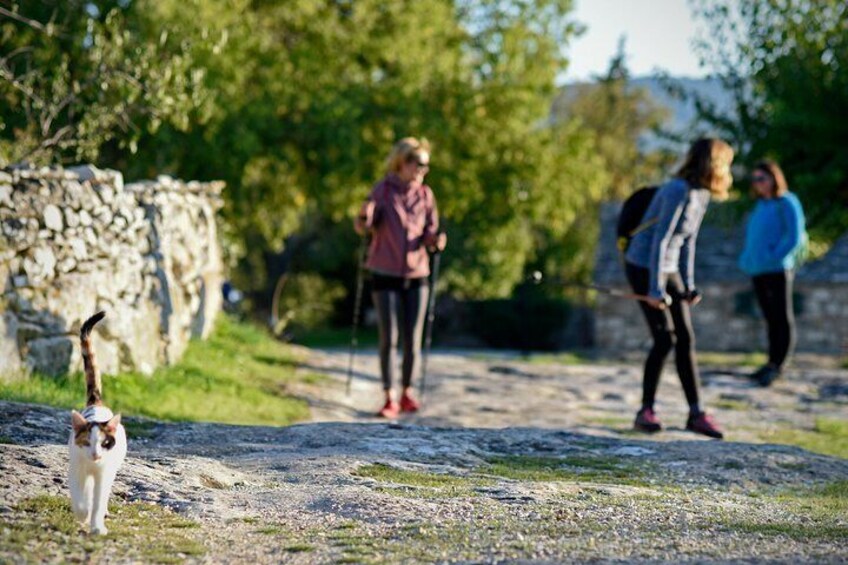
[625,263,701,411]
[752,270,795,370]
[371,275,429,391]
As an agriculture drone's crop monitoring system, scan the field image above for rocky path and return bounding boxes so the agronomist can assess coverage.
[2,350,847,563]
[304,348,847,445]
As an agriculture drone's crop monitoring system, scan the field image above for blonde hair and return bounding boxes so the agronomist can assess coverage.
[386,137,431,174]
[676,138,735,200]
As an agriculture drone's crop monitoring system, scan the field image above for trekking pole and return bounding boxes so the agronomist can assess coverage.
[346,237,369,396]
[419,248,442,404]
[527,271,663,307]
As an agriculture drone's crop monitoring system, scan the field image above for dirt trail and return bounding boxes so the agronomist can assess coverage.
[2,350,847,563]
[302,348,847,444]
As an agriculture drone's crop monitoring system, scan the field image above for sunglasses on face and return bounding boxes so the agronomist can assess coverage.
[751,174,770,183]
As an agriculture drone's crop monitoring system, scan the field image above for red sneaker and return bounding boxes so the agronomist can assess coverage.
[378,400,400,419]
[634,407,662,433]
[686,412,724,439]
[400,392,420,413]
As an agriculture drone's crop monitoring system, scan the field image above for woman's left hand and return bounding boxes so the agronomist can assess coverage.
[435,232,447,252]
[427,232,448,253]
[685,289,702,306]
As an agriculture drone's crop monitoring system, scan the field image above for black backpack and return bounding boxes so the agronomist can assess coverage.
[616,186,659,254]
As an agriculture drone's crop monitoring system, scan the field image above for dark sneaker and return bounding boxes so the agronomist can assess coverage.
[634,407,662,433]
[757,366,782,387]
[686,412,724,439]
[399,392,420,413]
[378,400,400,419]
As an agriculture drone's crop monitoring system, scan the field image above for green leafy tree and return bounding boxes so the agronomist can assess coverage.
[545,41,671,286]
[689,0,848,244]
[0,1,208,164]
[2,0,614,306]
[130,0,605,300]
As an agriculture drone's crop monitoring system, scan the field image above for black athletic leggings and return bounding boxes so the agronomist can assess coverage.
[752,270,795,370]
[625,263,701,411]
[371,274,429,391]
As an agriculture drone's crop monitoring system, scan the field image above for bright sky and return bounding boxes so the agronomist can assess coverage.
[564,0,706,81]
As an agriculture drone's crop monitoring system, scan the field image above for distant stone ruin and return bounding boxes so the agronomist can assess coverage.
[0,165,224,378]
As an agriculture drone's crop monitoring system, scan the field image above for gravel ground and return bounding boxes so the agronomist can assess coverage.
[1,350,846,563]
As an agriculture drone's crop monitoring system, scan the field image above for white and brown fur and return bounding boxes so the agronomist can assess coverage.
[69,311,126,535]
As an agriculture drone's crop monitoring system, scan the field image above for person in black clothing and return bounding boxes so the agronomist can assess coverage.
[624,138,735,439]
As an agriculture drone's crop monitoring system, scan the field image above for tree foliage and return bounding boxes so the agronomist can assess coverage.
[545,41,672,286]
[553,39,671,200]
[0,1,208,164]
[2,0,614,302]
[690,0,848,243]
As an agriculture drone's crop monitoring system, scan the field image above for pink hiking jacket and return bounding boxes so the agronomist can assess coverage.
[355,173,439,279]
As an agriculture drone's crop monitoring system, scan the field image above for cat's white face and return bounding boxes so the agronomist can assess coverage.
[71,411,124,464]
[78,426,116,462]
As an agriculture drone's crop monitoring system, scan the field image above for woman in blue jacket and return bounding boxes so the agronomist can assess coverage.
[739,160,805,386]
[625,138,734,439]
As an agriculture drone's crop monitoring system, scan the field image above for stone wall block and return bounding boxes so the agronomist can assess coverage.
[0,164,225,378]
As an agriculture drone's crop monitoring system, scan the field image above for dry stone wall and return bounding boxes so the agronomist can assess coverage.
[0,165,224,378]
[594,283,848,354]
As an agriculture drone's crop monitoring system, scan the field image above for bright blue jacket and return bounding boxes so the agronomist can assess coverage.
[625,178,711,300]
[739,191,806,276]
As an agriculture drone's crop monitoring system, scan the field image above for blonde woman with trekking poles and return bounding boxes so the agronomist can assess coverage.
[354,137,447,418]
[623,138,734,439]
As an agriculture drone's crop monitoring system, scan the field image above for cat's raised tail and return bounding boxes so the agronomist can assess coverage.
[80,311,106,407]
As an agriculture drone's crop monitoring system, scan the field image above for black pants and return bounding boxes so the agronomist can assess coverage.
[752,270,795,370]
[372,275,429,391]
[625,263,700,410]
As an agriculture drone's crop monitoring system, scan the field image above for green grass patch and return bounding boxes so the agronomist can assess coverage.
[714,399,751,411]
[285,543,315,553]
[729,521,848,540]
[526,351,595,365]
[356,463,508,500]
[355,463,494,498]
[356,463,483,488]
[698,351,767,367]
[123,419,157,439]
[723,480,848,542]
[0,495,204,564]
[584,414,632,428]
[482,455,648,486]
[0,315,312,426]
[759,417,848,459]
[0,434,16,444]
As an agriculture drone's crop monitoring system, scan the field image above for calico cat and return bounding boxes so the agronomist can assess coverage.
[69,311,127,535]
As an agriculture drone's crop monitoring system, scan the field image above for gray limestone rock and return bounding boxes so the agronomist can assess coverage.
[26,336,73,376]
[43,204,63,231]
[0,313,23,378]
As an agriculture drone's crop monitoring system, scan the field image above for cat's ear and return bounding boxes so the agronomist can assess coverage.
[104,413,122,433]
[71,410,87,432]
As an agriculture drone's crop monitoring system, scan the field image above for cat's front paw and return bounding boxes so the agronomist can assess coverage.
[72,507,90,523]
[90,524,108,536]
